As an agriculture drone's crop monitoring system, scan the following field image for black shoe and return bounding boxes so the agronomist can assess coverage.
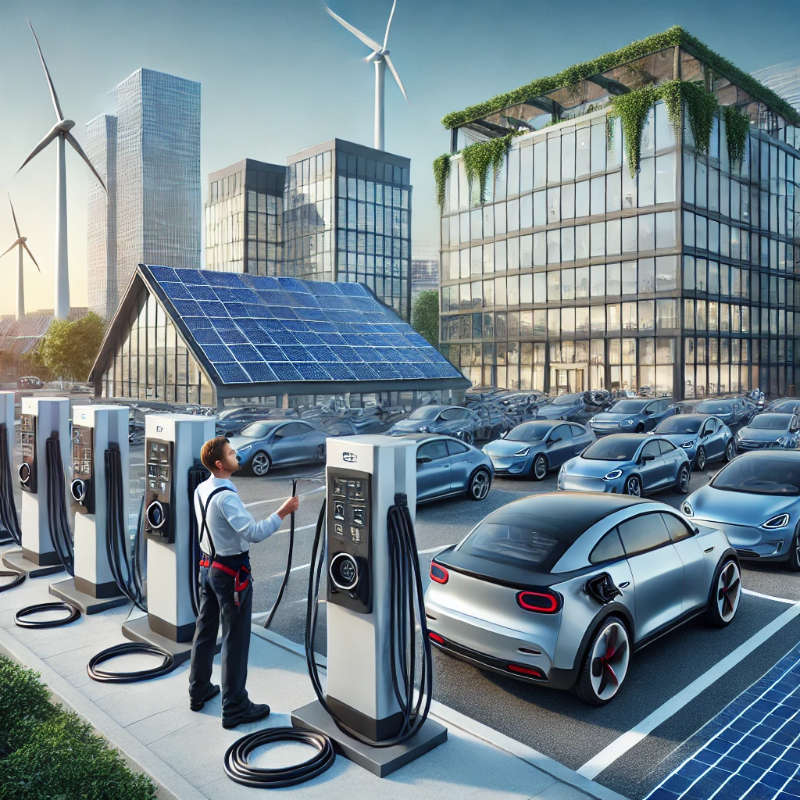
[190,683,220,711]
[222,702,270,729]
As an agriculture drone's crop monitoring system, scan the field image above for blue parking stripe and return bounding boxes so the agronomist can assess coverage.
[645,642,800,800]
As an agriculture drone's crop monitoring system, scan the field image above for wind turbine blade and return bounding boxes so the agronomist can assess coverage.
[28,20,64,121]
[382,0,397,49]
[0,242,18,260]
[17,127,59,172]
[22,242,41,272]
[8,196,20,238]
[384,53,408,101]
[65,132,107,192]
[364,50,380,62]
[325,5,381,51]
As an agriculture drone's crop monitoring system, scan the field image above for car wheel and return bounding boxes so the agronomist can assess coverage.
[316,444,325,463]
[468,468,491,501]
[676,464,691,494]
[788,525,800,572]
[575,616,630,705]
[250,451,271,477]
[706,559,741,627]
[457,430,474,445]
[531,454,548,481]
[635,423,644,433]
[623,475,641,496]
[695,446,706,471]
[725,440,736,462]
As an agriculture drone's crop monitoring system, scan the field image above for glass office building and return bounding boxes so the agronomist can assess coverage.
[438,29,800,398]
[752,61,800,114]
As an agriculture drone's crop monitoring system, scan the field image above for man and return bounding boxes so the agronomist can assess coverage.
[188,435,299,728]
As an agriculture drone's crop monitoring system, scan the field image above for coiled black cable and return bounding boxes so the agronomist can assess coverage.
[0,569,25,592]
[0,423,22,546]
[262,478,297,629]
[87,642,175,683]
[223,727,335,788]
[16,601,80,628]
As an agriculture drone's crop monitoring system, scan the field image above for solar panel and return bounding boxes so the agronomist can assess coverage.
[142,265,465,387]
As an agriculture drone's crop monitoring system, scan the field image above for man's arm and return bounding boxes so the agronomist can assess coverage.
[222,494,299,544]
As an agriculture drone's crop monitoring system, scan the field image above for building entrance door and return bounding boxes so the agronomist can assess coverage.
[549,365,586,394]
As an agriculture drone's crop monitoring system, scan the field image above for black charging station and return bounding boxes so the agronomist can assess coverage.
[143,438,174,542]
[18,413,37,494]
[70,424,95,515]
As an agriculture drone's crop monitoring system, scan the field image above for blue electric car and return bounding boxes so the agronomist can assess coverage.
[652,414,736,471]
[589,397,676,436]
[558,433,691,497]
[482,421,595,480]
[735,413,800,452]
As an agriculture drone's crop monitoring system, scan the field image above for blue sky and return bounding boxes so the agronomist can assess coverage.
[0,0,797,314]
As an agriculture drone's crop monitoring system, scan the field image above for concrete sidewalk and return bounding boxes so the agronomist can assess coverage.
[0,557,627,800]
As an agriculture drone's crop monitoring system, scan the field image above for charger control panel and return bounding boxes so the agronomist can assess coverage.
[327,467,372,614]
[18,413,37,494]
[144,438,174,542]
[70,424,95,514]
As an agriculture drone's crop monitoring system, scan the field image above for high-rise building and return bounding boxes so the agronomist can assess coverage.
[437,27,800,398]
[88,68,201,319]
[411,257,439,302]
[85,114,117,319]
[752,61,800,114]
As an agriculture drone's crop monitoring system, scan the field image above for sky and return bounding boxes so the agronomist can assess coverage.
[0,0,798,315]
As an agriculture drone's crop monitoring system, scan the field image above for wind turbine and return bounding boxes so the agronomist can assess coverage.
[17,20,106,320]
[325,1,408,151]
[0,196,40,321]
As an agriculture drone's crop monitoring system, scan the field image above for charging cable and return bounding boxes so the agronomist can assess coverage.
[262,478,297,629]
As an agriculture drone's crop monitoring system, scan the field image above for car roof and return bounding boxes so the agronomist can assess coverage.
[733,450,800,462]
[665,413,712,423]
[400,433,464,444]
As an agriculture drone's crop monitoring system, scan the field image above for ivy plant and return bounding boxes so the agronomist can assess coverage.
[723,105,750,166]
[433,154,451,210]
[462,134,514,204]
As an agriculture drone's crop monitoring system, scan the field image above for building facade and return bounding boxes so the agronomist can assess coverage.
[438,28,800,399]
[753,61,800,114]
[411,257,439,302]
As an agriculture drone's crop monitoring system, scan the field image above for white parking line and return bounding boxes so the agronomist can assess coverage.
[244,485,325,508]
[742,587,796,605]
[576,599,800,780]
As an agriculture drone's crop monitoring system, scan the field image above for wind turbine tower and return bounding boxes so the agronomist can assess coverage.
[325,1,408,151]
[18,21,106,320]
[1,197,40,321]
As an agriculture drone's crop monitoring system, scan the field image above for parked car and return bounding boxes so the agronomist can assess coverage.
[558,433,691,497]
[230,419,327,476]
[426,492,739,704]
[17,375,43,389]
[535,393,594,422]
[389,405,479,443]
[652,414,736,471]
[216,406,278,437]
[472,402,514,442]
[735,413,800,452]
[682,451,800,570]
[764,398,800,415]
[589,397,676,436]
[483,421,595,480]
[692,398,754,431]
[407,434,493,503]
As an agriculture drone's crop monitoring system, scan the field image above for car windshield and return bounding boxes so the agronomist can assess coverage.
[609,400,647,414]
[712,458,800,495]
[552,393,579,405]
[506,422,552,442]
[240,421,279,438]
[655,416,702,434]
[769,400,799,413]
[696,401,731,414]
[458,521,570,571]
[408,406,439,420]
[582,437,640,461]
[747,414,791,431]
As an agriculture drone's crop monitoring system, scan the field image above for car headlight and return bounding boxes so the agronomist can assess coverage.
[762,513,790,529]
[681,501,693,516]
[681,441,694,448]
[621,418,635,427]
[775,436,787,446]
[514,447,530,457]
[603,469,624,481]
[418,425,430,433]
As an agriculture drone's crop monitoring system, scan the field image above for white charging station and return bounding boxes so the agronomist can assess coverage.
[49,405,130,614]
[0,391,16,545]
[121,413,214,662]
[2,396,70,578]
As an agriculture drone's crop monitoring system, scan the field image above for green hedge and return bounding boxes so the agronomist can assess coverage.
[0,657,156,800]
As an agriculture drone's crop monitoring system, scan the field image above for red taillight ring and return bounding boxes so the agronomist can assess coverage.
[428,631,444,644]
[516,590,560,613]
[507,663,544,678]
[430,562,449,584]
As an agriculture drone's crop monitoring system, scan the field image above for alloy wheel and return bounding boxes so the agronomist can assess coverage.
[533,455,547,480]
[470,470,491,500]
[589,621,630,702]
[725,440,735,461]
[678,465,690,493]
[716,561,741,623]
[695,447,706,471]
[624,476,641,496]
[251,452,271,477]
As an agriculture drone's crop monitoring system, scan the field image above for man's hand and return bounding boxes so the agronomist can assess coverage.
[276,496,300,519]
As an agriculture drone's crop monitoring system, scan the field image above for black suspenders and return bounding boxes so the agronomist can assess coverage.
[196,486,234,561]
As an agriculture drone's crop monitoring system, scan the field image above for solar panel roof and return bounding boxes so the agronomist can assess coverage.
[138,265,466,390]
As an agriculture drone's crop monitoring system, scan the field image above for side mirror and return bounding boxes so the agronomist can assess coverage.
[693,525,701,536]
[641,454,656,463]
[417,455,432,464]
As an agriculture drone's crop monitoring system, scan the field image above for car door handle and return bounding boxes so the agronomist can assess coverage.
[704,546,715,553]
[619,581,630,589]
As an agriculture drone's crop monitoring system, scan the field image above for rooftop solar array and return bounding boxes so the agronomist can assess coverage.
[141,265,465,387]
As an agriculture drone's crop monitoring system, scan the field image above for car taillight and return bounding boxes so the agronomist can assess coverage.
[507,663,545,679]
[428,632,445,644]
[430,562,449,584]
[516,590,561,613]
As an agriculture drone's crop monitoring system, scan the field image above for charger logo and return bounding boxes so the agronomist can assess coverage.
[342,452,357,463]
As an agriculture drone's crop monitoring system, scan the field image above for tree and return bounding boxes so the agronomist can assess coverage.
[411,290,439,349]
[36,313,106,382]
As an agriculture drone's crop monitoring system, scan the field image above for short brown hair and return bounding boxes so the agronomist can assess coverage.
[201,436,229,472]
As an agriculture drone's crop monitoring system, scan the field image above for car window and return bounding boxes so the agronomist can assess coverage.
[589,529,626,564]
[618,513,671,556]
[569,424,586,437]
[418,440,449,461]
[446,440,469,456]
[439,409,456,421]
[548,426,565,444]
[657,439,676,454]
[660,513,694,543]
[702,419,717,435]
[641,440,661,460]
[553,424,572,440]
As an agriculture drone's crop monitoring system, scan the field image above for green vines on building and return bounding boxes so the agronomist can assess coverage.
[610,85,660,177]
[723,105,750,166]
[462,133,514,204]
[433,154,451,209]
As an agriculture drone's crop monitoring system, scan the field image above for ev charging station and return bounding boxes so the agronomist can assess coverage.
[121,413,214,663]
[2,396,70,578]
[49,405,130,614]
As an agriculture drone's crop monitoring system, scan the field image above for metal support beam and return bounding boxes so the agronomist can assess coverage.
[464,119,513,138]
[522,96,563,119]
[586,74,630,96]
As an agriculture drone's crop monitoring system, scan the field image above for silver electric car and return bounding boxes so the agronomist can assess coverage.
[425,493,739,705]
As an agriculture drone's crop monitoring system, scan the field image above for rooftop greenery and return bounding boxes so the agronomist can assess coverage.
[441,26,800,130]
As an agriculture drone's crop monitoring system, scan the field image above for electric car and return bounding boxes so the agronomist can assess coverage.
[651,414,736,471]
[682,451,800,570]
[425,492,739,704]
[692,398,754,432]
[405,434,494,503]
[734,413,800,452]
[558,433,691,496]
[482,421,595,480]
[764,398,800,415]
[534,393,592,422]
[389,405,479,443]
[230,419,327,476]
[588,397,676,436]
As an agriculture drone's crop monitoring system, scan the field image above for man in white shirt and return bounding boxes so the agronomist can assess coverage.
[188,436,299,728]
